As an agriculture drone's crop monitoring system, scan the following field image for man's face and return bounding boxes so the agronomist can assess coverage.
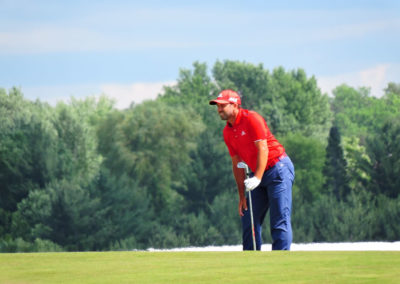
[217,103,235,120]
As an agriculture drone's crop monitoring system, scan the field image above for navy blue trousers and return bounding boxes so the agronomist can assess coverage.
[241,156,295,251]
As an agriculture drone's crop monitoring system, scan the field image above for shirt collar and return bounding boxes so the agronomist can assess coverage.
[227,108,244,128]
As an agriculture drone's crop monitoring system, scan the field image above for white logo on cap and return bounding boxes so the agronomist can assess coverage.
[229,97,238,103]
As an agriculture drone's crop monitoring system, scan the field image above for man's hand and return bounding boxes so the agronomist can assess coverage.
[238,197,248,216]
[244,177,261,191]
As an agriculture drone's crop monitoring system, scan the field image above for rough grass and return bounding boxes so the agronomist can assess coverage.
[1,251,399,283]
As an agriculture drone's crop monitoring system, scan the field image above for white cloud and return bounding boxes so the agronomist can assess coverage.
[100,81,175,109]
[20,81,175,109]
[21,84,102,105]
[317,64,400,97]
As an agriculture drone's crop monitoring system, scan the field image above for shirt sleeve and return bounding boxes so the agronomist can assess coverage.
[247,111,268,142]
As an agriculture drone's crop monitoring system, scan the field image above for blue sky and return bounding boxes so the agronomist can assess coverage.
[1,0,399,108]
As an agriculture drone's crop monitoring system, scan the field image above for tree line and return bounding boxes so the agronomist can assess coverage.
[1,61,399,252]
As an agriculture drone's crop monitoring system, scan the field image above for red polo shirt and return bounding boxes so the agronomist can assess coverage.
[223,108,285,173]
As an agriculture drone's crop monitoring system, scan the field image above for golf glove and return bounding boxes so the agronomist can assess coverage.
[244,177,261,191]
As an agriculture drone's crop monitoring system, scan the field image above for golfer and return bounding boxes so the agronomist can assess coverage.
[209,89,295,250]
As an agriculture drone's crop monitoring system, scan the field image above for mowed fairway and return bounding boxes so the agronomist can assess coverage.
[1,251,399,283]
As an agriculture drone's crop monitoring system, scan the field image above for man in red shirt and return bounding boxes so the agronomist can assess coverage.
[210,89,295,250]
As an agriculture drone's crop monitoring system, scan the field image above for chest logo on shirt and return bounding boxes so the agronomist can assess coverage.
[241,131,246,136]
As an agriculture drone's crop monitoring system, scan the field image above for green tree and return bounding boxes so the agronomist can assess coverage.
[212,61,332,138]
[1,89,111,249]
[282,133,326,203]
[0,90,105,213]
[160,62,218,115]
[0,88,50,212]
[384,82,400,95]
[212,60,270,111]
[94,167,153,250]
[372,194,400,240]
[0,88,59,239]
[12,180,106,251]
[342,136,371,191]
[367,116,400,198]
[52,102,103,186]
[98,99,205,215]
[332,84,400,139]
[331,82,400,198]
[267,67,331,138]
[311,190,375,242]
[331,85,371,138]
[208,191,241,245]
[323,126,350,199]
[161,62,235,214]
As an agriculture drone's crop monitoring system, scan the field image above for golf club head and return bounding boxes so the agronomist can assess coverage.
[237,162,249,175]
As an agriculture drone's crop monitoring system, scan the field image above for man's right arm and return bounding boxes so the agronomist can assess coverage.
[231,155,248,216]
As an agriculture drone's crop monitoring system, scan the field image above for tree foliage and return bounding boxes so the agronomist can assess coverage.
[323,126,350,200]
[213,61,332,138]
[367,116,400,198]
[1,61,400,251]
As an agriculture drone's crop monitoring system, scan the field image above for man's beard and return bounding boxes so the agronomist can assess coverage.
[218,112,229,120]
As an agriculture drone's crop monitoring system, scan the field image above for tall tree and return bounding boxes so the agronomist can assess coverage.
[160,62,234,213]
[342,136,371,191]
[367,116,400,198]
[12,180,106,251]
[384,82,400,95]
[212,60,270,111]
[282,133,326,203]
[332,83,400,139]
[0,88,59,240]
[98,99,205,213]
[52,102,103,186]
[323,126,350,200]
[212,61,332,138]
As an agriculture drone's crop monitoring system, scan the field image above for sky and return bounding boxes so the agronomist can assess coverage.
[1,0,399,109]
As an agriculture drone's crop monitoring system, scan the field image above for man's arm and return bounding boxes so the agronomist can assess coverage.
[244,139,269,191]
[231,140,268,215]
[254,139,269,179]
[231,155,247,216]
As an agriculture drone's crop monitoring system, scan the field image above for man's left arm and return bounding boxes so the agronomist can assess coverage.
[244,139,268,191]
[254,139,268,179]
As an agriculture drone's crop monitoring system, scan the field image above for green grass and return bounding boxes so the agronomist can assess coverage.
[1,251,399,283]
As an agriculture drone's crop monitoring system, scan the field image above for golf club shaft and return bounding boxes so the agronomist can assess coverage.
[244,166,256,251]
[248,189,256,251]
[237,162,257,251]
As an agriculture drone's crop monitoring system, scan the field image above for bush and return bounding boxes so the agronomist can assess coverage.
[0,237,62,252]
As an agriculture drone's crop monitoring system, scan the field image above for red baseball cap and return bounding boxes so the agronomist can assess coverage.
[209,89,241,105]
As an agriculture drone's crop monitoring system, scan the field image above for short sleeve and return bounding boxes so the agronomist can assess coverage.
[247,112,267,142]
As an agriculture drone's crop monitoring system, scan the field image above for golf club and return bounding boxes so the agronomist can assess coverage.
[237,162,256,251]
